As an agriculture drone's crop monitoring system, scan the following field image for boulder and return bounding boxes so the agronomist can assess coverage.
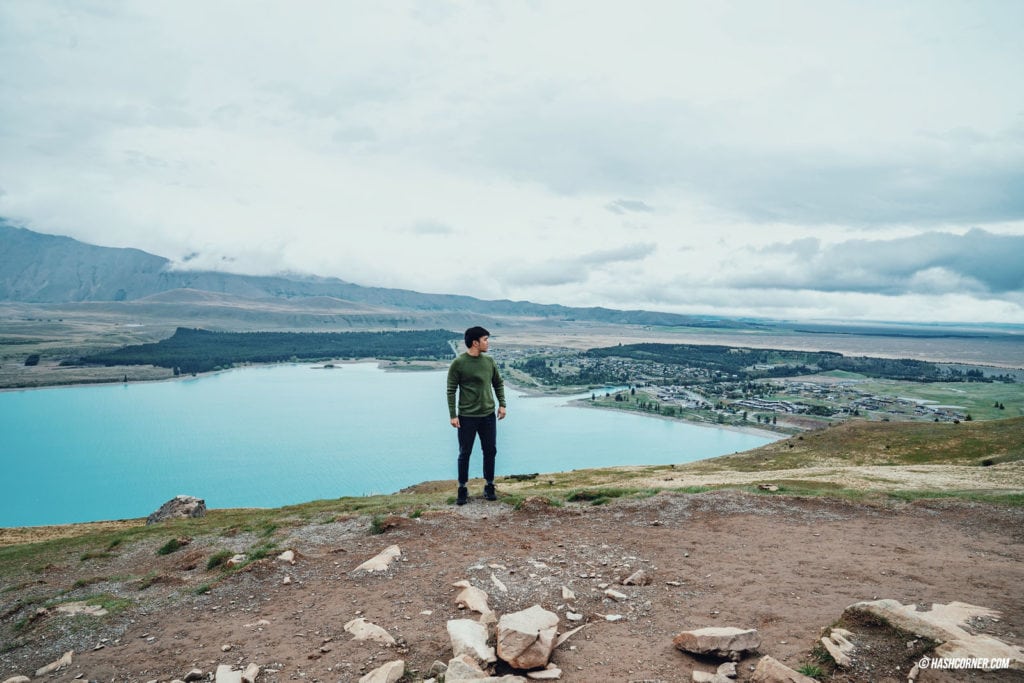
[845,599,1024,669]
[673,627,761,661]
[344,617,397,645]
[749,656,817,682]
[448,618,497,663]
[354,545,401,572]
[359,659,405,683]
[496,605,559,670]
[146,495,206,525]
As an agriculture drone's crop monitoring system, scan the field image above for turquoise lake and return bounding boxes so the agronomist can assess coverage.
[0,362,776,527]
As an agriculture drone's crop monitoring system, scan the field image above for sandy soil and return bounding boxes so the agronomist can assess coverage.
[2,490,1022,683]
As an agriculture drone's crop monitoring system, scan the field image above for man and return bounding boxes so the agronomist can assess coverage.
[447,326,507,505]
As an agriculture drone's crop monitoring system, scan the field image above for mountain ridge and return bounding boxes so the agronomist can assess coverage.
[0,220,743,328]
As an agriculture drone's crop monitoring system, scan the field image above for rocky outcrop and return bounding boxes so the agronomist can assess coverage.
[496,605,559,670]
[673,627,761,661]
[146,495,206,525]
[845,599,1024,670]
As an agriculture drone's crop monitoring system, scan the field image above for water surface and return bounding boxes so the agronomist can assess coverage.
[1,363,774,526]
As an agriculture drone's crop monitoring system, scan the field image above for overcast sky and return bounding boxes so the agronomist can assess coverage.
[2,2,1023,324]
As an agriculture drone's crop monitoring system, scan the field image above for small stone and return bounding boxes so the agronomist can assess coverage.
[621,569,651,586]
[527,665,562,680]
[604,614,624,622]
[225,554,247,568]
[221,644,233,652]
[214,665,242,683]
[447,618,496,663]
[561,586,576,601]
[3,677,32,683]
[604,588,629,601]
[242,663,261,683]
[344,617,397,645]
[354,545,401,572]
[749,656,817,682]
[184,669,204,682]
[359,660,404,683]
[277,550,296,564]
[496,605,559,670]
[566,612,583,622]
[35,651,73,677]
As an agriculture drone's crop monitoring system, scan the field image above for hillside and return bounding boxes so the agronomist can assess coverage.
[1,418,1022,682]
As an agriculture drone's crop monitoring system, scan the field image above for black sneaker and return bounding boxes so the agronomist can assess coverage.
[456,486,468,506]
[484,483,497,501]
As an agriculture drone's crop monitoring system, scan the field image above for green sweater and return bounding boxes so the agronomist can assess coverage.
[447,353,506,418]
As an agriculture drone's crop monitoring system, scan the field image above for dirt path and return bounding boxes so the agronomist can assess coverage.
[2,490,1022,682]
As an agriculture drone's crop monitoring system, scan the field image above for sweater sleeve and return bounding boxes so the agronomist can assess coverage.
[492,357,506,408]
[446,360,459,418]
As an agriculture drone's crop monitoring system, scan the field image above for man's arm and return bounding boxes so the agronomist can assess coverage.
[492,358,507,420]
[447,360,460,428]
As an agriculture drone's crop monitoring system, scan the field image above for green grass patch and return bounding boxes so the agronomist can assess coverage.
[79,551,113,562]
[206,550,233,571]
[566,487,657,506]
[797,664,823,678]
[71,576,107,590]
[156,538,187,556]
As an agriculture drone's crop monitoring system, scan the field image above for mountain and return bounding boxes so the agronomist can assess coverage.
[0,221,745,328]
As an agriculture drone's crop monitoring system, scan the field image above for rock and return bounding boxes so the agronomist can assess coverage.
[561,586,576,600]
[221,643,233,652]
[359,659,404,683]
[428,660,448,677]
[354,544,401,572]
[184,669,205,682]
[566,612,583,621]
[692,662,739,682]
[277,550,296,564]
[757,484,779,492]
[282,575,292,585]
[622,569,651,586]
[604,588,629,601]
[146,495,206,525]
[527,664,562,679]
[3,676,31,683]
[845,599,1024,669]
[749,656,817,682]
[35,650,73,677]
[445,654,488,681]
[491,573,508,593]
[448,618,497,663]
[453,580,494,620]
[344,617,397,645]
[225,554,247,568]
[215,665,243,683]
[242,663,261,683]
[820,628,855,667]
[55,601,108,616]
[555,624,587,648]
[603,614,624,622]
[673,627,761,661]
[496,605,559,670]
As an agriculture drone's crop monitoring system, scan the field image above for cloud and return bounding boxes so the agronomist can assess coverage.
[724,229,1024,295]
[606,199,654,215]
[409,220,454,236]
[578,242,656,265]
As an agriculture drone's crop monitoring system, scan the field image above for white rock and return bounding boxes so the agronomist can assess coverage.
[820,628,855,667]
[242,663,261,683]
[496,605,559,670]
[673,627,761,661]
[354,545,401,572]
[35,651,73,677]
[221,644,233,652]
[749,656,817,682]
[344,617,397,645]
[622,569,652,586]
[282,575,292,585]
[527,665,562,680]
[490,573,508,593]
[566,612,583,621]
[277,550,296,564]
[445,654,488,681]
[215,665,243,683]
[184,669,204,682]
[604,614,624,622]
[604,588,629,601]
[3,676,31,683]
[561,586,576,601]
[447,618,497,663]
[358,660,405,683]
[453,580,494,619]
[55,601,108,617]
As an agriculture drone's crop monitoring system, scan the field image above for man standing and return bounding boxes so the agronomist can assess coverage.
[447,326,507,505]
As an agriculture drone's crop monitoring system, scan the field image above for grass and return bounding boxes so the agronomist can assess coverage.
[206,550,233,571]
[156,538,187,555]
[797,663,823,678]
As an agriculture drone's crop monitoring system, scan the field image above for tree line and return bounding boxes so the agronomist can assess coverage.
[71,327,457,373]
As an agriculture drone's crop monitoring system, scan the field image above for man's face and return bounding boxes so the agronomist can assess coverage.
[474,335,490,352]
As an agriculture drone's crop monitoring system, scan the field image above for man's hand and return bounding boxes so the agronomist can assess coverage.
[497,406,507,420]
[450,417,460,428]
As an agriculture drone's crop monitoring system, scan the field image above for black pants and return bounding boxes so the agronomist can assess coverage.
[457,413,496,485]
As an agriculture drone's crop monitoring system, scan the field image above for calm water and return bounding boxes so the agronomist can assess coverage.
[0,363,775,527]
